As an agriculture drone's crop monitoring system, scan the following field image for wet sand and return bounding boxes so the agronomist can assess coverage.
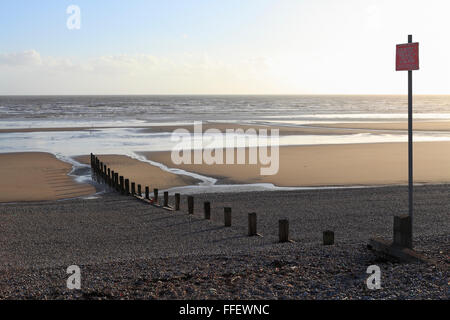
[76,154,201,190]
[0,152,95,203]
[142,141,450,187]
[313,120,450,132]
[3,120,450,135]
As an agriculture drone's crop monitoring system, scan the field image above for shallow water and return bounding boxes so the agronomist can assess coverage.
[2,95,450,194]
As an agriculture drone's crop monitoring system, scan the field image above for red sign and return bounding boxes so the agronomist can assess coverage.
[396,42,419,71]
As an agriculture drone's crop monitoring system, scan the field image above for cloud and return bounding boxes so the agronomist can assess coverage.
[0,50,42,66]
[0,50,278,94]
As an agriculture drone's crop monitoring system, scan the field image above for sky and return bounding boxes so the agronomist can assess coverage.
[0,0,449,95]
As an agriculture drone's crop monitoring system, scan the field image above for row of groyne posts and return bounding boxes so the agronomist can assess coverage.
[90,153,335,245]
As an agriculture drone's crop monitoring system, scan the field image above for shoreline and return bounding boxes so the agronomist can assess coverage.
[3,119,450,135]
[4,137,450,202]
[142,141,450,187]
[2,119,450,202]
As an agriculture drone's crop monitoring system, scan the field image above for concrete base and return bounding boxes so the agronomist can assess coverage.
[367,238,430,264]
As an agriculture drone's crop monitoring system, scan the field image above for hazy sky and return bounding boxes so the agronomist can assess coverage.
[1,0,449,95]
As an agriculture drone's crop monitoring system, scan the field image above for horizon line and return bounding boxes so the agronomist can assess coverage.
[1,93,450,97]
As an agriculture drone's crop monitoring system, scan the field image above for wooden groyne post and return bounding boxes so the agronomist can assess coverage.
[125,179,130,195]
[279,219,289,243]
[224,207,232,227]
[248,212,257,236]
[131,182,136,196]
[145,186,150,200]
[188,196,194,215]
[137,184,142,197]
[154,188,159,202]
[111,170,115,187]
[394,215,412,249]
[120,176,124,194]
[323,230,334,245]
[114,173,119,191]
[163,191,169,207]
[175,193,180,210]
[204,201,211,220]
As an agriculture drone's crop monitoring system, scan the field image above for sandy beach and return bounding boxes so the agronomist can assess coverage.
[76,154,201,191]
[4,139,450,204]
[0,152,95,203]
[142,141,450,187]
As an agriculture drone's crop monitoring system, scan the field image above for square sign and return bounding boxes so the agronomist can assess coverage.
[396,42,419,71]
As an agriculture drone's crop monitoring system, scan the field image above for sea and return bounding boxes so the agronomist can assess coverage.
[1,95,450,193]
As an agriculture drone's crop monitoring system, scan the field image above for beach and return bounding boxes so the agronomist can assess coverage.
[0,152,95,202]
[3,0,450,305]
[3,139,450,204]
[76,154,201,191]
[0,186,448,299]
[143,141,450,187]
[0,95,449,300]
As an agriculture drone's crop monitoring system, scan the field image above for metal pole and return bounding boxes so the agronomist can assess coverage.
[408,34,413,246]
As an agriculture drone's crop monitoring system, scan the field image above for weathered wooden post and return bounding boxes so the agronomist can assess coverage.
[120,176,124,194]
[111,170,115,187]
[125,179,130,195]
[110,170,114,188]
[131,182,135,196]
[153,188,159,202]
[187,196,194,215]
[394,215,412,249]
[323,230,334,245]
[204,201,211,220]
[137,184,141,197]
[103,165,107,180]
[114,173,119,191]
[163,191,169,207]
[145,186,150,200]
[248,212,257,236]
[224,207,232,227]
[107,168,111,185]
[279,219,289,243]
[175,193,180,210]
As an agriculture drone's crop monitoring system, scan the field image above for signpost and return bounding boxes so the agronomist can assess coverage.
[396,35,419,248]
[361,35,426,261]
